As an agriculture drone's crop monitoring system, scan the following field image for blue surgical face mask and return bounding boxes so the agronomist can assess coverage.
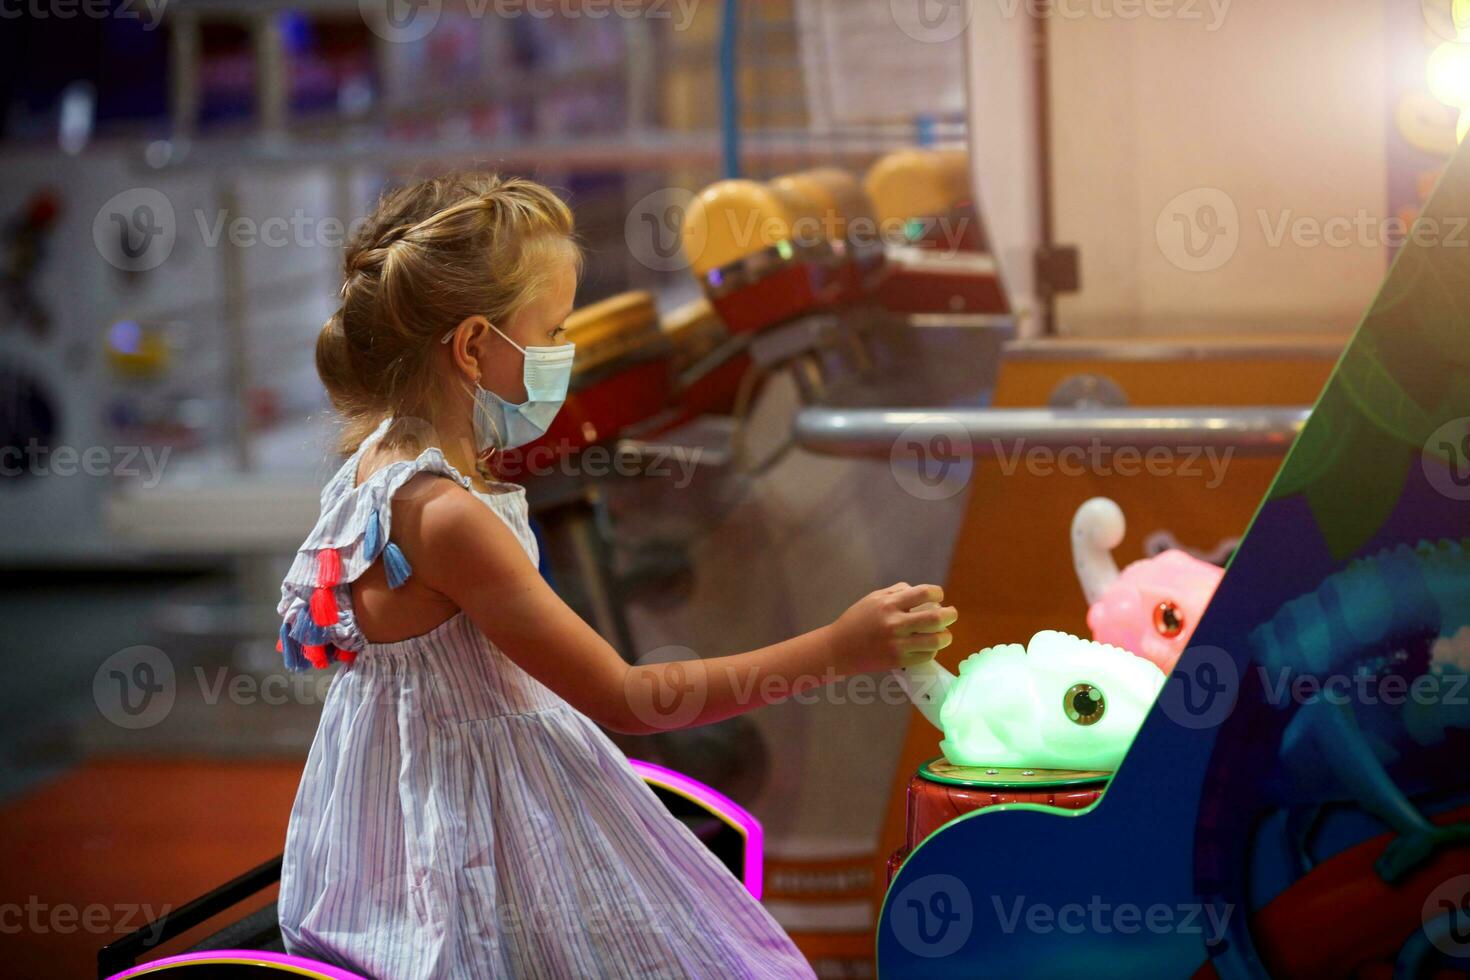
[443,322,575,453]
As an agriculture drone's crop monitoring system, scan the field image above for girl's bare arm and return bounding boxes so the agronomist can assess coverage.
[395,478,956,735]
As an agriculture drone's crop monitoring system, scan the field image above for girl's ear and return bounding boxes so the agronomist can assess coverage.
[445,315,492,380]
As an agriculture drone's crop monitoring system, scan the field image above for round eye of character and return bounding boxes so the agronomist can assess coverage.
[1153,601,1185,638]
[1064,683,1105,726]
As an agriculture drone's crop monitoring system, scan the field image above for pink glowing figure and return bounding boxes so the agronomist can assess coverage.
[1071,498,1224,675]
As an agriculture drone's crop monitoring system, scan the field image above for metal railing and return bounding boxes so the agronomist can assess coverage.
[794,406,1311,458]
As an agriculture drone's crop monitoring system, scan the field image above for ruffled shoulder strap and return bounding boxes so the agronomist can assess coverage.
[276,423,474,671]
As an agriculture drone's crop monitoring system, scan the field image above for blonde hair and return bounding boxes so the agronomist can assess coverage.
[318,172,579,453]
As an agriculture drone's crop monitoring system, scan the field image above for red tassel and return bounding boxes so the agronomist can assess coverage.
[276,637,284,653]
[331,644,355,665]
[317,548,342,587]
[310,586,338,627]
[303,644,329,669]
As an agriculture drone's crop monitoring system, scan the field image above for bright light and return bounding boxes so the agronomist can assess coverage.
[1427,41,1470,108]
[1424,0,1470,42]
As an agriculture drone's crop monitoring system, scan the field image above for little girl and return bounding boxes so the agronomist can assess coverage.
[277,172,956,979]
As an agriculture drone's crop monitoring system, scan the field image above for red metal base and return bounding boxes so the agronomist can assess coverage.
[887,764,1108,883]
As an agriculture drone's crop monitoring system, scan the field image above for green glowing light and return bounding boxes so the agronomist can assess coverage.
[776,240,794,261]
[931,631,1165,773]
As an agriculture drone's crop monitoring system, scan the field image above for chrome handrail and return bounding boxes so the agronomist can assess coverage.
[794,406,1311,458]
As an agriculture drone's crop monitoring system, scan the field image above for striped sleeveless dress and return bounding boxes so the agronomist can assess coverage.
[277,421,812,979]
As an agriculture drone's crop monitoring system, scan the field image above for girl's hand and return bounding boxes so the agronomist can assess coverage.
[827,583,957,675]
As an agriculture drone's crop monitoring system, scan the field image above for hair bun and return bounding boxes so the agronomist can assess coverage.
[316,312,376,420]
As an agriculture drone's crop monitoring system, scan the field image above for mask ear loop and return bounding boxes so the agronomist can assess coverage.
[471,372,504,483]
[450,321,545,484]
[443,321,517,349]
[450,326,508,482]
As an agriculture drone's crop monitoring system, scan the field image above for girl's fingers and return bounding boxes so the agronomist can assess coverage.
[892,583,944,611]
[887,640,946,669]
[896,604,958,635]
[903,630,952,653]
[897,647,938,669]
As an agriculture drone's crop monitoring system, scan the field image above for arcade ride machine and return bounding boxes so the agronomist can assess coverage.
[791,166,1335,971]
[863,128,1470,979]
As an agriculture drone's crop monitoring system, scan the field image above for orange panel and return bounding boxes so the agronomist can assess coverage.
[0,757,301,979]
[994,334,1345,407]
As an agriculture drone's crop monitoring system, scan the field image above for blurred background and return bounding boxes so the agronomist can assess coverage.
[0,0,1460,977]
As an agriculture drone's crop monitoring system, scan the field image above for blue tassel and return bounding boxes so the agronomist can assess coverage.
[383,540,412,589]
[291,615,331,646]
[363,510,384,561]
[280,620,308,672]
